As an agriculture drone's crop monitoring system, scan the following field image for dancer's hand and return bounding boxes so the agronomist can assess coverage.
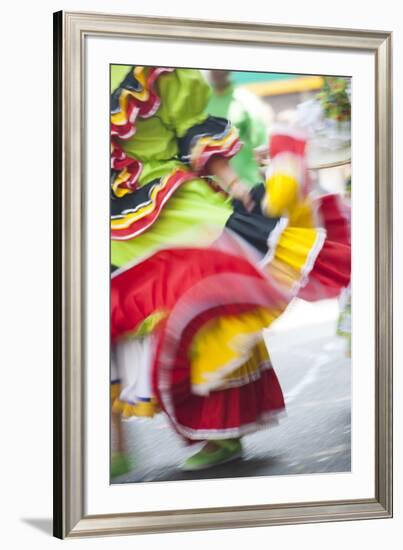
[206,156,255,211]
[228,179,255,212]
[253,145,270,166]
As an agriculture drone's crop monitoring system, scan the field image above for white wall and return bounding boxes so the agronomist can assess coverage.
[1,0,401,547]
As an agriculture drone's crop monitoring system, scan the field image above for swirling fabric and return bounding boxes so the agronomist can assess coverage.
[109,67,351,439]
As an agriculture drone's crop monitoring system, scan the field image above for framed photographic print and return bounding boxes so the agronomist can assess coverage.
[53,11,393,539]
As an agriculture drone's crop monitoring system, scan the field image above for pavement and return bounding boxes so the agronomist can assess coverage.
[112,298,351,484]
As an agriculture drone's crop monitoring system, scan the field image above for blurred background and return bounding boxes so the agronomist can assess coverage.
[231,70,323,119]
[204,69,351,194]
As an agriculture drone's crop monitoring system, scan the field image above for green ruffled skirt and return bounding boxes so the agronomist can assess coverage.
[111,178,232,268]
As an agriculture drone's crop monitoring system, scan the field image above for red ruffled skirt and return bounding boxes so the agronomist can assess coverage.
[111,205,350,440]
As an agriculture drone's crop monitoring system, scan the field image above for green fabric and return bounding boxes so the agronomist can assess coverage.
[131,159,184,187]
[157,69,211,137]
[110,66,234,269]
[110,65,132,92]
[207,84,267,187]
[111,452,134,478]
[112,67,212,187]
[181,439,243,471]
[128,310,167,338]
[122,117,178,162]
[111,179,232,267]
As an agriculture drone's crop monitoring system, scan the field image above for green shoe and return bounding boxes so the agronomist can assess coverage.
[181,439,243,471]
[111,452,134,478]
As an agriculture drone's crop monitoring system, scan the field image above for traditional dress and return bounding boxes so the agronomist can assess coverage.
[110,66,350,445]
[262,127,351,302]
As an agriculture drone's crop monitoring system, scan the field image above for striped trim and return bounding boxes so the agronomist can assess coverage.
[110,66,174,196]
[111,169,197,241]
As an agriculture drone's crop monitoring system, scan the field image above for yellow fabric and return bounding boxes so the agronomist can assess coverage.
[121,399,161,419]
[110,382,121,402]
[288,198,315,228]
[221,339,271,385]
[112,167,136,198]
[266,226,323,291]
[264,163,322,290]
[265,173,298,217]
[189,307,279,390]
[111,67,150,127]
[111,386,161,418]
[274,227,318,270]
[265,168,316,228]
[111,374,161,419]
[187,222,321,390]
[111,398,126,415]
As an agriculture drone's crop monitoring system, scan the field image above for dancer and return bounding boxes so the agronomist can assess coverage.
[208,70,271,187]
[110,66,350,474]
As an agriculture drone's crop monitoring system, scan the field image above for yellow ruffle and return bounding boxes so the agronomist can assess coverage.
[111,381,161,418]
[265,173,298,217]
[112,168,135,198]
[121,399,161,419]
[189,307,279,394]
[265,225,325,292]
[110,382,121,403]
[111,67,150,127]
[220,339,271,385]
[264,172,315,228]
[288,197,315,228]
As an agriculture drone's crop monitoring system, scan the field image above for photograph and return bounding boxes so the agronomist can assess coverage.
[110,65,352,484]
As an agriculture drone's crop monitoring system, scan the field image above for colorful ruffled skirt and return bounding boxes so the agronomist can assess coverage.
[111,176,351,442]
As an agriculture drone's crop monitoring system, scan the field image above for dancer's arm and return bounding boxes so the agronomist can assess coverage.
[206,156,255,212]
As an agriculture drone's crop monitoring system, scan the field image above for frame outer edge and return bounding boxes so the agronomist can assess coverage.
[66,500,388,538]
[62,11,390,50]
[55,11,394,538]
[375,32,393,516]
[59,10,86,538]
[53,9,64,540]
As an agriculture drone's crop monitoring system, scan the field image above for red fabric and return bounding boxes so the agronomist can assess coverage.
[152,307,284,441]
[111,67,174,140]
[298,194,351,301]
[167,369,284,441]
[299,241,351,300]
[149,269,288,440]
[270,133,306,158]
[316,194,351,246]
[111,120,137,141]
[111,248,279,342]
[111,139,143,193]
[195,137,242,173]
